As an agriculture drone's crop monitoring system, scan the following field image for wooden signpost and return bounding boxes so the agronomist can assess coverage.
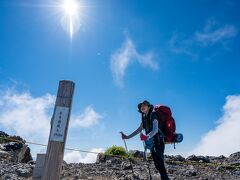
[41,80,75,180]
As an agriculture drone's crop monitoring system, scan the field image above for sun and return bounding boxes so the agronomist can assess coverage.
[60,0,81,39]
[61,0,79,16]
[15,0,86,39]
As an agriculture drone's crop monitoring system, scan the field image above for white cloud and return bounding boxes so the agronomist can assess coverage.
[0,89,103,136]
[110,36,158,87]
[191,95,240,157]
[0,87,104,161]
[64,148,104,163]
[195,24,238,46]
[169,20,238,58]
[70,106,103,128]
[0,89,54,142]
[169,33,197,58]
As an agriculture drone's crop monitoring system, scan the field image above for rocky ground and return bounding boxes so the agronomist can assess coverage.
[0,131,240,180]
[60,152,240,180]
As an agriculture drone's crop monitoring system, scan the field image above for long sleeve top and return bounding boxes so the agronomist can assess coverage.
[127,115,159,140]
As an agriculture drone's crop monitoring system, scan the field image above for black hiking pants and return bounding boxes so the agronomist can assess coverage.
[151,135,169,180]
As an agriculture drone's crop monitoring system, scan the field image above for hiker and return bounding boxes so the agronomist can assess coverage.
[120,100,169,180]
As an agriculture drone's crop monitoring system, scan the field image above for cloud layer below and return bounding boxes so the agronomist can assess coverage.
[0,88,104,163]
[191,95,240,157]
[64,148,104,163]
[0,89,54,142]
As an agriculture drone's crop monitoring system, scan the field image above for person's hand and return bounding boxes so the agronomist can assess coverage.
[140,133,148,141]
[120,132,128,139]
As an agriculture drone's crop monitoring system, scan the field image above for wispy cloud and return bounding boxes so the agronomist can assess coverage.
[64,148,104,163]
[110,36,158,87]
[190,95,240,156]
[70,106,103,128]
[169,33,198,59]
[169,20,238,58]
[195,22,238,46]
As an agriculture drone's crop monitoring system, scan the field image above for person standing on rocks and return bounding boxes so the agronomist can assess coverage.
[120,100,169,180]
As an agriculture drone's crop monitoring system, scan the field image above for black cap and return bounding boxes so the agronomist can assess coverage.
[137,100,152,112]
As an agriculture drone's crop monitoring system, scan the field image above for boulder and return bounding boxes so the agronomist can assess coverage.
[186,155,210,163]
[129,150,144,158]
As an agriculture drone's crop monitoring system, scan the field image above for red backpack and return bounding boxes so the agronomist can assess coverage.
[154,105,176,143]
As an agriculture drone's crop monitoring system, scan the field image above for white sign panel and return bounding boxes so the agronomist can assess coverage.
[50,106,70,142]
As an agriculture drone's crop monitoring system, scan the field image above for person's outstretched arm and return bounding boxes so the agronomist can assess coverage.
[121,123,143,139]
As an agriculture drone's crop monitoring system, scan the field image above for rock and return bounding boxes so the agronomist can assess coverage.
[16,167,32,178]
[0,131,10,145]
[224,152,240,167]
[121,162,132,170]
[0,131,9,137]
[1,131,240,180]
[229,152,240,161]
[0,168,4,176]
[28,160,35,165]
[18,145,33,163]
[4,142,23,151]
[129,150,144,158]
[10,144,32,163]
[186,155,210,163]
[96,153,106,163]
[186,169,197,176]
[198,177,208,180]
[0,150,10,159]
[106,159,112,165]
[176,155,185,162]
[219,155,226,159]
[3,173,20,179]
[110,157,123,164]
[171,155,185,162]
[0,142,32,163]
[2,151,240,180]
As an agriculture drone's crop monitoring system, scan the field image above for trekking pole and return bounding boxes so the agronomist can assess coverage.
[123,139,128,153]
[120,132,129,154]
[120,133,135,175]
[142,134,152,180]
[143,141,147,161]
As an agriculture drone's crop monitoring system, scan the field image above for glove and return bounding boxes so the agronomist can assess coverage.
[120,132,128,139]
[140,133,148,141]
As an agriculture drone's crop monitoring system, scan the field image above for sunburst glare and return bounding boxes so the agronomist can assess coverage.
[59,0,82,39]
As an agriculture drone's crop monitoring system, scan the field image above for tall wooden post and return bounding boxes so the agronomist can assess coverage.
[42,80,75,180]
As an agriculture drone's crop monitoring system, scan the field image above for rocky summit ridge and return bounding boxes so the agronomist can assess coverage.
[0,131,240,180]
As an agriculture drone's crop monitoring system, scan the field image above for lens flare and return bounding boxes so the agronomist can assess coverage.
[60,0,80,39]
[62,0,78,16]
[12,0,88,39]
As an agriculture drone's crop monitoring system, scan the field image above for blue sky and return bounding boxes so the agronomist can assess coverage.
[0,0,240,162]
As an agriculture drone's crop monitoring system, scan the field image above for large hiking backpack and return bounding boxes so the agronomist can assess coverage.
[154,105,183,147]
